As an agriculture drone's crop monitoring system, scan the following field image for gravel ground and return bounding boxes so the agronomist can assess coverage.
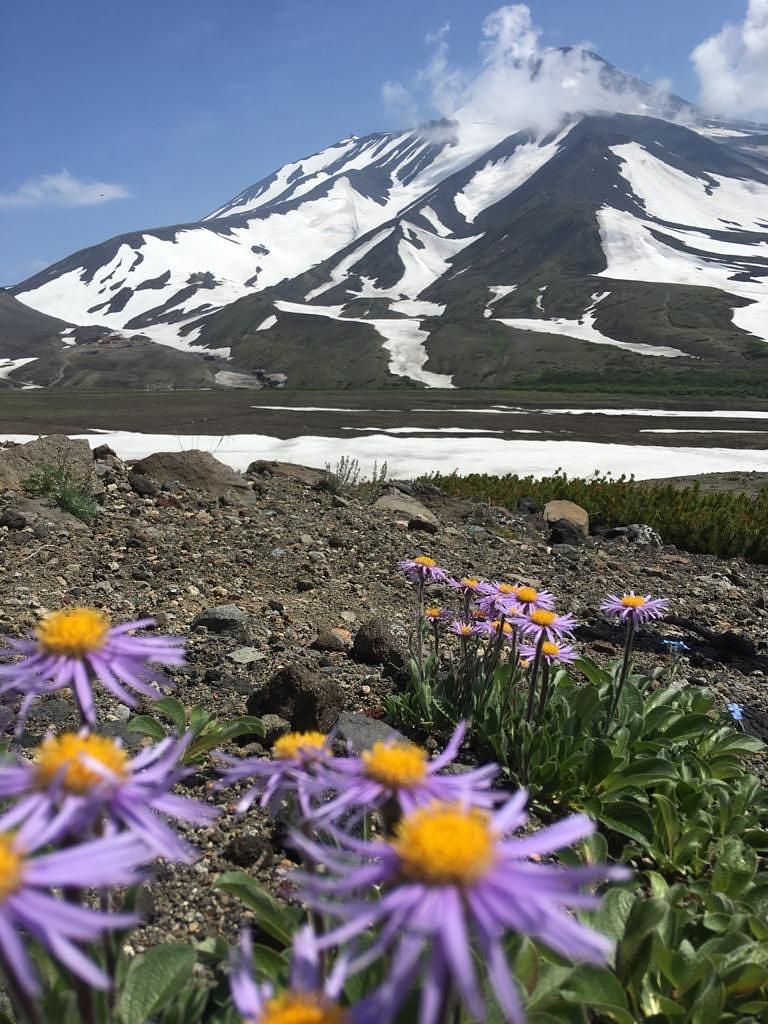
[0,440,766,954]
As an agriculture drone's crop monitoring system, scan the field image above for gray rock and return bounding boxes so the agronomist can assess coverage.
[227,646,266,666]
[627,523,663,546]
[311,628,346,653]
[0,507,27,530]
[128,471,159,497]
[0,435,95,494]
[335,711,404,753]
[374,492,439,527]
[544,499,589,537]
[408,516,439,534]
[260,713,291,745]
[548,518,586,546]
[132,450,257,506]
[192,604,249,634]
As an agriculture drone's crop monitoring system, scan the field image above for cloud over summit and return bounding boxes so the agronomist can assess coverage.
[0,170,130,210]
[691,0,768,120]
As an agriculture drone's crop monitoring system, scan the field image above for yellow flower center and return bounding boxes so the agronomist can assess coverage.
[36,607,110,657]
[497,583,517,595]
[35,733,129,793]
[0,835,24,903]
[529,609,557,626]
[392,803,496,885]
[414,556,436,567]
[460,577,480,588]
[272,732,328,761]
[542,641,562,657]
[425,606,443,619]
[516,586,539,603]
[362,741,428,787]
[491,620,513,635]
[620,595,646,608]
[260,991,348,1024]
[456,623,474,635]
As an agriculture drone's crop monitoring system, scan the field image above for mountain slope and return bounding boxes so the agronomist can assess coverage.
[8,52,768,390]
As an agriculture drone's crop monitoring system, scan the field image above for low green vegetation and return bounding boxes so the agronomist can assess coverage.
[23,459,100,524]
[426,469,768,563]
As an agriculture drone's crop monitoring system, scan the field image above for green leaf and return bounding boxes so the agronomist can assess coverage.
[599,801,654,847]
[562,964,634,1024]
[215,872,299,947]
[189,705,214,734]
[126,715,167,741]
[599,757,678,794]
[153,696,188,734]
[590,887,635,944]
[118,944,197,1024]
[617,898,667,983]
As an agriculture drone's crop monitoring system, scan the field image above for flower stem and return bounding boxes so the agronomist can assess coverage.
[416,579,425,677]
[536,660,551,718]
[609,618,637,722]
[525,633,545,723]
[0,955,42,1024]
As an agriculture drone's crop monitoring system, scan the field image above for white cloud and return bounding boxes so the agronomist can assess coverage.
[381,4,679,147]
[691,0,768,120]
[0,170,130,209]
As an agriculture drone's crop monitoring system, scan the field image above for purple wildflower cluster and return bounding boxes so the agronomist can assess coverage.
[0,608,217,998]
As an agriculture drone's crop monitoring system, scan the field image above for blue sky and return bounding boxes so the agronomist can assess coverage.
[0,0,754,285]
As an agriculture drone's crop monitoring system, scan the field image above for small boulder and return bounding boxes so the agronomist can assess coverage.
[335,711,405,753]
[132,450,257,506]
[246,664,342,732]
[260,713,291,745]
[351,618,406,678]
[311,628,346,653]
[548,517,586,547]
[128,471,159,497]
[627,523,663,546]
[0,435,95,494]
[223,834,273,869]
[192,604,249,634]
[543,499,589,537]
[227,646,265,666]
[374,492,439,528]
[92,443,117,459]
[0,507,27,530]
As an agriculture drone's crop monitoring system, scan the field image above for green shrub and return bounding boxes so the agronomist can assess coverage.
[23,460,99,524]
[425,469,768,563]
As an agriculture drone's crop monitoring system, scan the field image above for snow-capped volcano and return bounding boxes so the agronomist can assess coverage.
[7,51,768,389]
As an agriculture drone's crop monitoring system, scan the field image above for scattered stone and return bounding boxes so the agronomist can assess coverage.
[246,664,343,732]
[310,629,346,653]
[227,646,265,666]
[374,492,439,528]
[128,471,159,497]
[408,516,439,534]
[543,499,589,537]
[548,518,586,547]
[296,579,315,592]
[259,714,291,745]
[133,451,257,506]
[351,618,406,678]
[0,508,27,530]
[92,443,117,459]
[192,605,249,634]
[627,523,663,546]
[223,834,273,869]
[518,496,540,514]
[268,599,285,613]
[335,711,404,752]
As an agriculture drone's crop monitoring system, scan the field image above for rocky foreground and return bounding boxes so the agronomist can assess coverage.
[0,435,766,953]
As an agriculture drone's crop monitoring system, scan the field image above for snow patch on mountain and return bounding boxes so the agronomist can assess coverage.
[0,357,37,380]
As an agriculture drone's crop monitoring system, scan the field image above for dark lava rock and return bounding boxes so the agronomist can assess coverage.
[518,496,540,514]
[351,618,406,678]
[223,833,273,869]
[246,664,343,732]
[311,628,346,653]
[335,711,404,753]
[408,516,439,534]
[128,470,159,497]
[548,518,586,547]
[92,443,117,459]
[0,508,27,530]
[192,604,249,634]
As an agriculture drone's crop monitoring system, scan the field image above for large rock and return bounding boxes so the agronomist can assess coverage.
[0,495,90,533]
[246,664,342,732]
[132,451,257,505]
[543,499,589,537]
[374,491,439,528]
[0,435,94,494]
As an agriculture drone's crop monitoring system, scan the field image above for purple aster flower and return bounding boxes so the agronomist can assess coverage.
[727,702,744,724]
[446,576,486,596]
[600,592,669,626]
[216,730,332,816]
[519,639,578,665]
[397,556,446,584]
[0,803,146,995]
[510,585,556,612]
[306,722,499,824]
[229,925,374,1024]
[518,608,578,643]
[448,619,479,638]
[476,581,523,619]
[293,794,629,1024]
[0,731,218,863]
[0,607,184,728]
[423,606,449,624]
